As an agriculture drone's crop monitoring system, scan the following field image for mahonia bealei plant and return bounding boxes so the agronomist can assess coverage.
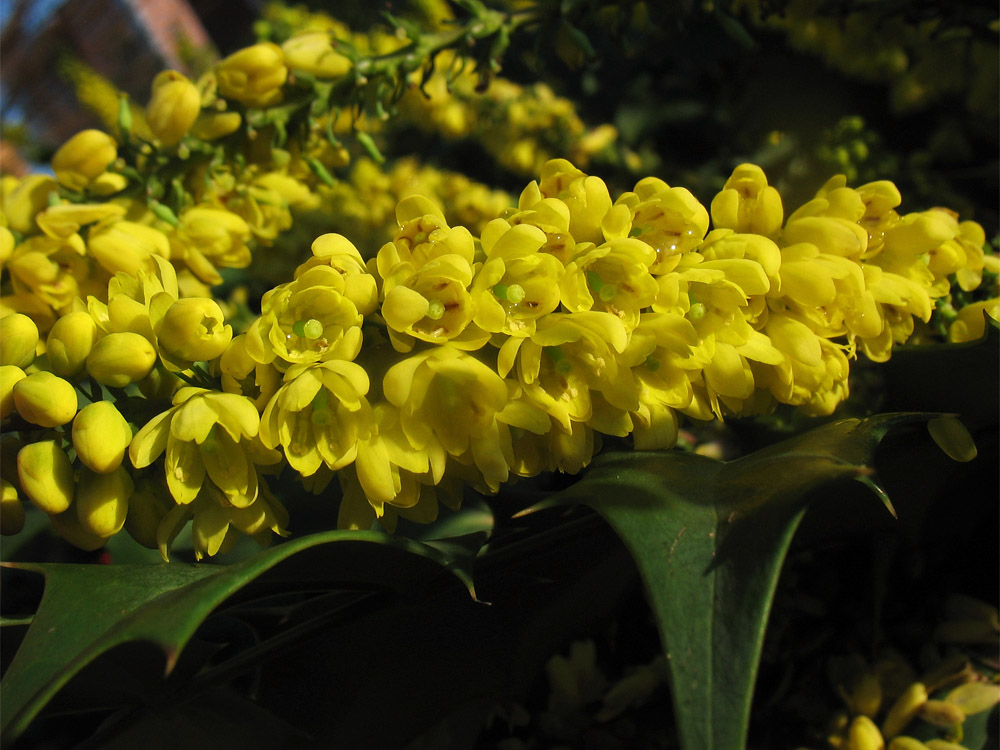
[1,10,998,558]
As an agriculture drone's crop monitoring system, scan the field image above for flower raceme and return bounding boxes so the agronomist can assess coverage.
[2,158,995,558]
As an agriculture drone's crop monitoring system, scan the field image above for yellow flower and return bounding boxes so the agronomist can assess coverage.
[382,252,486,352]
[1,174,58,234]
[245,266,363,369]
[87,219,171,277]
[560,238,658,331]
[215,42,288,108]
[129,387,272,508]
[376,195,476,281]
[35,201,125,240]
[0,312,39,368]
[295,233,378,316]
[383,346,511,488]
[51,129,118,191]
[46,311,99,377]
[86,331,158,387]
[17,440,75,514]
[606,178,710,274]
[710,163,783,237]
[6,235,90,311]
[499,311,633,432]
[170,206,252,286]
[505,196,578,263]
[73,401,134,474]
[949,298,1000,343]
[146,70,201,145]
[529,159,613,244]
[13,371,78,427]
[124,477,175,549]
[260,360,372,476]
[281,32,352,78]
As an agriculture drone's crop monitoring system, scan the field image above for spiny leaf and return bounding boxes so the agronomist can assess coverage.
[0,530,474,744]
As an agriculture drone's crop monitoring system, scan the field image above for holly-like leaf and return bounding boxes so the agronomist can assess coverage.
[529,413,954,750]
[0,530,475,745]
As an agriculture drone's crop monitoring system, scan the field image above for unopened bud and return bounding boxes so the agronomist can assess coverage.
[189,111,242,140]
[73,401,133,473]
[76,465,133,537]
[51,130,118,191]
[17,440,75,514]
[155,297,233,365]
[281,32,352,78]
[13,371,78,427]
[86,332,157,387]
[1,312,39,368]
[1,479,25,535]
[215,43,287,107]
[918,699,965,728]
[147,71,202,146]
[46,311,99,378]
[882,682,928,738]
[846,715,884,750]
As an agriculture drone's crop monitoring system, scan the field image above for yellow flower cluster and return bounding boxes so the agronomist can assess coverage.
[1,158,995,556]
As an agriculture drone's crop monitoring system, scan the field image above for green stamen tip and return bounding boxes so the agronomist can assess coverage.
[689,302,707,321]
[629,226,643,237]
[292,320,306,337]
[599,284,617,302]
[311,409,331,426]
[303,318,324,339]
[492,283,508,299]
[426,299,446,320]
[545,346,572,375]
[555,359,572,376]
[645,356,661,372]
[507,283,526,304]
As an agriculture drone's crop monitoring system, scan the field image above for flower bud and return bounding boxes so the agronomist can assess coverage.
[1,479,25,536]
[881,682,928,738]
[1,174,59,234]
[86,332,157,387]
[147,71,202,146]
[846,715,884,750]
[73,401,133,473]
[46,311,99,378]
[13,371,78,427]
[917,699,965,728]
[17,440,75,514]
[154,297,233,365]
[1,312,39,368]
[89,171,129,197]
[51,130,118,191]
[281,32,352,78]
[76,465,132,537]
[50,507,107,551]
[0,365,26,418]
[215,43,287,107]
[189,111,242,141]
